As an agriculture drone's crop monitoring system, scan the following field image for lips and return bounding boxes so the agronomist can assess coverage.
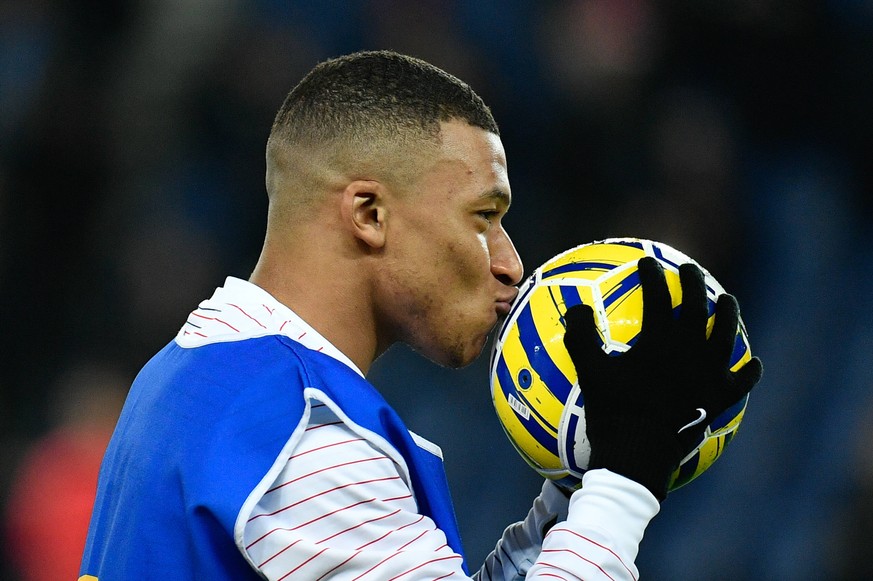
[495,301,513,317]
[495,288,519,317]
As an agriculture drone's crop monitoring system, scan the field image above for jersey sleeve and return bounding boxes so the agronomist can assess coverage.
[525,470,660,581]
[241,400,658,581]
[473,471,658,581]
[240,400,468,580]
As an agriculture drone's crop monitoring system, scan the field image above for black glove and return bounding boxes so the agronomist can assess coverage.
[562,257,763,501]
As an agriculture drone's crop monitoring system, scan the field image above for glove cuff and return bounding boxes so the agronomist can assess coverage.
[587,417,683,501]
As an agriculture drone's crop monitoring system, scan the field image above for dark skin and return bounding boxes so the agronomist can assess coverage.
[250,120,523,374]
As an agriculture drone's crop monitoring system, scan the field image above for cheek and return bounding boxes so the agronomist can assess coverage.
[477,232,489,252]
[445,235,491,285]
[477,233,490,267]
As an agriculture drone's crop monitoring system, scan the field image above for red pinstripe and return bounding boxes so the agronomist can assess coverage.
[257,538,302,567]
[547,527,636,580]
[246,498,377,549]
[355,515,425,551]
[276,547,328,581]
[248,476,401,522]
[248,526,294,550]
[266,456,388,494]
[292,498,379,533]
[227,303,267,329]
[350,551,403,581]
[314,550,361,581]
[182,330,207,338]
[189,312,239,332]
[289,437,366,461]
[315,508,402,544]
[385,554,464,580]
[540,552,615,581]
[397,529,431,551]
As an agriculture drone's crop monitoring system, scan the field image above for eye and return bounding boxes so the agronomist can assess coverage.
[478,210,499,224]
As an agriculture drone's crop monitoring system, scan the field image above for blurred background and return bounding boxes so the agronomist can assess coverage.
[1,1,872,579]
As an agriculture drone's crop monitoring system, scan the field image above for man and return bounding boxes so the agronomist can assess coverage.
[80,50,761,580]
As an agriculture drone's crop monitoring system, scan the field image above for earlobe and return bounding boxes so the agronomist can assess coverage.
[340,180,387,249]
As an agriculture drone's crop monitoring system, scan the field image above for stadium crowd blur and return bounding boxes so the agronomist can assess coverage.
[1,1,871,579]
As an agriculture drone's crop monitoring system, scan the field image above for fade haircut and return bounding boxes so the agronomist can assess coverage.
[265,51,499,214]
[271,50,498,144]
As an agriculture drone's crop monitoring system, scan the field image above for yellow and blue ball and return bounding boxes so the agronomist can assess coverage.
[489,238,753,491]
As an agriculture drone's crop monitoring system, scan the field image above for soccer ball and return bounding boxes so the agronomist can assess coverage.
[489,238,753,492]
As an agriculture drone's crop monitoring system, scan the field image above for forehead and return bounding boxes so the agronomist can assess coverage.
[425,120,510,202]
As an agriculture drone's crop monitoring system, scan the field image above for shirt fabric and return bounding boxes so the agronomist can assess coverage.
[80,277,658,580]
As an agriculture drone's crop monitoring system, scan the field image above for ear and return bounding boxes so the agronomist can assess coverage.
[340,180,388,249]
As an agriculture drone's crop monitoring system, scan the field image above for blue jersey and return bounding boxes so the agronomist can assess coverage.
[80,335,464,580]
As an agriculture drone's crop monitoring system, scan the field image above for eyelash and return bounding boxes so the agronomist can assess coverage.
[478,210,499,223]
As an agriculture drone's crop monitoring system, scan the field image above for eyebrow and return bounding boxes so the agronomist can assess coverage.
[479,188,511,208]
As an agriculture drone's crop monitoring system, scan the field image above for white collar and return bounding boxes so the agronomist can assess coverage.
[177,276,364,378]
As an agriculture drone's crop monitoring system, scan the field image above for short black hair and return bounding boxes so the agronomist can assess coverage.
[270,50,499,145]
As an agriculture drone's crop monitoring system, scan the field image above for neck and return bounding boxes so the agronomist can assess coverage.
[249,238,381,375]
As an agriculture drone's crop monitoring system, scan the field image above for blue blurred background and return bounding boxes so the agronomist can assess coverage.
[2,1,872,579]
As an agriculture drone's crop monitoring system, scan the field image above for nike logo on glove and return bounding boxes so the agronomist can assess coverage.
[678,408,707,434]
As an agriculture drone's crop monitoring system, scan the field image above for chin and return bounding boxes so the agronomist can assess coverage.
[443,336,489,369]
[411,341,477,370]
[410,323,491,369]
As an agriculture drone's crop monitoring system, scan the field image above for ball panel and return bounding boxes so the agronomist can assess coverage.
[516,289,575,404]
[597,265,646,348]
[541,240,648,282]
[492,344,562,468]
[558,385,589,480]
[671,424,736,489]
[729,328,753,372]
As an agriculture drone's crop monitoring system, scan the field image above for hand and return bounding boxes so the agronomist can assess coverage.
[562,257,763,500]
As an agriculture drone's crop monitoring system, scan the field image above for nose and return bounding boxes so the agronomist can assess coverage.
[491,227,524,286]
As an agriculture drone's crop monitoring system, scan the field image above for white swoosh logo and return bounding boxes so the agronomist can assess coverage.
[678,408,708,434]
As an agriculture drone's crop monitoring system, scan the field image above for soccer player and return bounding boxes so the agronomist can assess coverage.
[80,50,762,580]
